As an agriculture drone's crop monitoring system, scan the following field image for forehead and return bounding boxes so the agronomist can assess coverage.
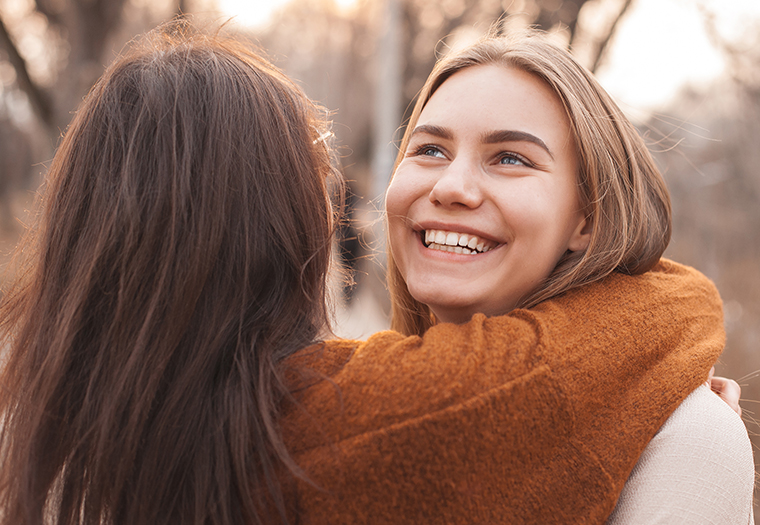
[418,64,572,147]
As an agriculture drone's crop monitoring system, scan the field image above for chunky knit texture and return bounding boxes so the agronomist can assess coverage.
[281,260,725,524]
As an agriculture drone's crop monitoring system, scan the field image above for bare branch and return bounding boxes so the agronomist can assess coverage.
[699,5,760,97]
[0,12,53,128]
[590,0,634,73]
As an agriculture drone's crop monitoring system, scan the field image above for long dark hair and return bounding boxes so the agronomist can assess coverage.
[0,21,340,524]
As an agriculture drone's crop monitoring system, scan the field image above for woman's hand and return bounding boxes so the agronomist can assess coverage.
[707,367,742,417]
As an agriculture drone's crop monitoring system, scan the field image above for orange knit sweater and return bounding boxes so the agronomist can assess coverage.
[281,260,725,524]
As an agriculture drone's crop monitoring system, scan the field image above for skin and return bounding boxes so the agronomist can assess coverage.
[707,367,742,416]
[386,64,590,324]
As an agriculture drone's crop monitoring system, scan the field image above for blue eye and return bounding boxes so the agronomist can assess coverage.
[499,153,530,166]
[419,146,445,158]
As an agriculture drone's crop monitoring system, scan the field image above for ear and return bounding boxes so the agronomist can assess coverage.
[568,214,591,252]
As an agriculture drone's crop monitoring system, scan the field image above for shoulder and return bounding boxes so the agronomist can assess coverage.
[607,385,755,524]
[659,384,751,440]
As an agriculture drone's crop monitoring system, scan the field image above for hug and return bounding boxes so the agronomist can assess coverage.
[0,21,752,525]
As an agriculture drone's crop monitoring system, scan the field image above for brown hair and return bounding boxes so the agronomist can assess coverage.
[0,21,340,524]
[388,32,671,336]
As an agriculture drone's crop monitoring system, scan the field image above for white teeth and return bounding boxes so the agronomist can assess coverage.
[428,243,473,255]
[422,229,497,255]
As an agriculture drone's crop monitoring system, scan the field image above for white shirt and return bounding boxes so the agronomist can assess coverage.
[607,385,755,524]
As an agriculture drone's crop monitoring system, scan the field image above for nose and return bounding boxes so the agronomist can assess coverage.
[428,158,483,209]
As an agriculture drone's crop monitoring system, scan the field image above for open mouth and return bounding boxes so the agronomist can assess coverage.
[421,229,498,255]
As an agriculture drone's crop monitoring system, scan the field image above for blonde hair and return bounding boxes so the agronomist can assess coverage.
[388,32,671,336]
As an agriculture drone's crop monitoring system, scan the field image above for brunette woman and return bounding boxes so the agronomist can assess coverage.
[0,22,729,525]
[0,22,341,524]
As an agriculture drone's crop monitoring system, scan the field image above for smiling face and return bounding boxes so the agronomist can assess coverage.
[386,64,590,324]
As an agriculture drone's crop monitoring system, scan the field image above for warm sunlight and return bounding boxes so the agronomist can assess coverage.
[597,0,760,115]
[216,0,360,29]
[214,0,289,28]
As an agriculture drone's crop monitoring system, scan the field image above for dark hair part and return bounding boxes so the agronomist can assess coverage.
[388,31,671,336]
[0,21,340,524]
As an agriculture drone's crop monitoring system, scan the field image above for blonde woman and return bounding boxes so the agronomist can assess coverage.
[385,33,754,523]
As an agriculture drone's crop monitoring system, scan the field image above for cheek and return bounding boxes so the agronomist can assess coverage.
[384,177,408,218]
[492,186,550,233]
[385,171,416,274]
[385,164,424,218]
[494,187,578,259]
[535,198,586,260]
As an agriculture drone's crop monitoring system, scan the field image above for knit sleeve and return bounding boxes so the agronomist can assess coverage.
[283,261,729,524]
[606,384,755,524]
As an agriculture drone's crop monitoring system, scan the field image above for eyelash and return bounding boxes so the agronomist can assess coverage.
[411,144,534,168]
[411,144,444,157]
[498,152,533,167]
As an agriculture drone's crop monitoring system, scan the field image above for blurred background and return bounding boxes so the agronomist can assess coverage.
[0,0,758,510]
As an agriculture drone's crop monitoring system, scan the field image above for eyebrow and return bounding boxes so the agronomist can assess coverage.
[410,125,554,160]
[482,130,554,160]
[409,124,453,141]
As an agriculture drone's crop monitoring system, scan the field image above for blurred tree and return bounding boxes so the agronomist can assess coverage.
[0,14,52,128]
[0,0,183,232]
[0,0,179,269]
[654,12,760,502]
[399,0,634,118]
[0,110,32,232]
[0,0,130,134]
